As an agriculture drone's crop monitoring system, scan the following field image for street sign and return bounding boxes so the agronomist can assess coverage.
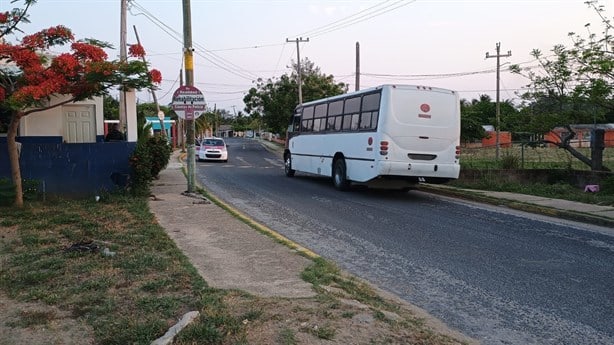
[171,85,206,120]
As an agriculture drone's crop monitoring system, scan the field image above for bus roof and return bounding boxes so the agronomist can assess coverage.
[297,84,457,109]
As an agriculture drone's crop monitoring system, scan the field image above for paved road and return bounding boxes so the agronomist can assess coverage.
[196,137,614,345]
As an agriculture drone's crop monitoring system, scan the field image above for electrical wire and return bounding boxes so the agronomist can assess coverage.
[292,0,416,38]
[130,0,259,81]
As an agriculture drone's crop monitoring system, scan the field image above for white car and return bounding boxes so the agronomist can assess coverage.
[197,138,228,162]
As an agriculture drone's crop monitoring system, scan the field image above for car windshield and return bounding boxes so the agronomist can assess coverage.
[204,139,224,146]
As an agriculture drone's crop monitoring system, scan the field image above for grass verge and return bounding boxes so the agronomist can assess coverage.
[0,194,248,344]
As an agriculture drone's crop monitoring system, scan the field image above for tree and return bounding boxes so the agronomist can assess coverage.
[243,58,347,135]
[103,95,119,120]
[459,98,486,143]
[510,0,612,171]
[0,1,162,207]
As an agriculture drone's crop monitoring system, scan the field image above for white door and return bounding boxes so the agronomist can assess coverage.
[64,105,96,143]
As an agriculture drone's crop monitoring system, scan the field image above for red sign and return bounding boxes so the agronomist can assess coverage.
[171,85,206,119]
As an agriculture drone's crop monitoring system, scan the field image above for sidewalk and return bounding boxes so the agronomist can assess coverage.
[148,150,315,298]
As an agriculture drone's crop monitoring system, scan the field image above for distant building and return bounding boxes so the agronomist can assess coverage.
[545,124,614,148]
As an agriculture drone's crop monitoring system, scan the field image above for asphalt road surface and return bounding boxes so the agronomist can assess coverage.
[196,137,614,345]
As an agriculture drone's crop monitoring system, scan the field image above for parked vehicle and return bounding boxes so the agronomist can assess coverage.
[198,138,228,162]
[195,139,201,157]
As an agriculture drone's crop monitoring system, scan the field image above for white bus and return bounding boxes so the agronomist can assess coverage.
[283,84,461,191]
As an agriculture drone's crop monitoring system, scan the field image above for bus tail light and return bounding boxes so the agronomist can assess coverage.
[380,141,389,155]
[455,145,461,159]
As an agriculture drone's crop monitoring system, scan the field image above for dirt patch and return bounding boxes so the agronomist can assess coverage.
[0,292,95,345]
[214,288,477,345]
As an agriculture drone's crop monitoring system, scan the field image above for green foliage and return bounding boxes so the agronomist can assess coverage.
[129,140,152,196]
[601,175,614,194]
[147,135,172,178]
[0,178,42,206]
[103,95,119,120]
[500,153,520,169]
[243,58,347,134]
[510,2,613,129]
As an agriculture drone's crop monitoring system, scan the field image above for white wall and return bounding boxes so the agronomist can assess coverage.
[19,95,104,137]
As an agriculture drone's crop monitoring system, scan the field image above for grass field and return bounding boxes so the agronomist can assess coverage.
[461,144,614,170]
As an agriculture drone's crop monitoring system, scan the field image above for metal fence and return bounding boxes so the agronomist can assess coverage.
[461,139,614,170]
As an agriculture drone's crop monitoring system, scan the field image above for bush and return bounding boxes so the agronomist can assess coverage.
[129,140,153,196]
[147,135,172,178]
[601,175,614,195]
[500,153,520,169]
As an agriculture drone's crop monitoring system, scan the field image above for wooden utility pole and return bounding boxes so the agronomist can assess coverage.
[486,42,511,160]
[286,37,309,104]
[355,42,360,91]
[133,25,166,137]
[183,0,196,192]
[119,0,128,133]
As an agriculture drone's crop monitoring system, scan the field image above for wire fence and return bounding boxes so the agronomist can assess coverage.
[461,140,614,171]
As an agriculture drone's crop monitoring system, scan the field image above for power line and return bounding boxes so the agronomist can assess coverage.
[130,0,259,81]
[293,0,416,38]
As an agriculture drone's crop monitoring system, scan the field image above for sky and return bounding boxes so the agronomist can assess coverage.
[1,0,610,116]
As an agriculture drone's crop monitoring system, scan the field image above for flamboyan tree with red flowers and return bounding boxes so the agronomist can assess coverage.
[1,0,162,207]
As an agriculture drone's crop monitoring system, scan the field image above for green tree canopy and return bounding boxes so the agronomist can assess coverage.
[243,58,347,135]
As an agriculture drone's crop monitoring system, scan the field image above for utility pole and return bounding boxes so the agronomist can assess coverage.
[355,42,360,91]
[133,25,166,138]
[182,0,196,192]
[486,42,511,160]
[286,37,309,104]
[119,0,128,134]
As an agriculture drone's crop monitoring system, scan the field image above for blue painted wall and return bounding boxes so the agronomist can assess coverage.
[0,136,135,197]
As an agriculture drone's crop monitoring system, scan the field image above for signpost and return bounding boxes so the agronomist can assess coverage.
[171,85,205,193]
[171,85,206,120]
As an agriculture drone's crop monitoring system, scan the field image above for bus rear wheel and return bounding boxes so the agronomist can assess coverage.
[333,158,350,191]
[284,153,295,177]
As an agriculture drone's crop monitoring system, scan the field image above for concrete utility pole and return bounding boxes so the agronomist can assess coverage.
[183,0,196,192]
[286,37,309,104]
[355,42,360,91]
[486,42,511,160]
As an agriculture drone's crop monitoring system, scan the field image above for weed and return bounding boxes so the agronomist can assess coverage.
[278,327,298,345]
[8,310,56,328]
[341,311,356,318]
[313,323,336,340]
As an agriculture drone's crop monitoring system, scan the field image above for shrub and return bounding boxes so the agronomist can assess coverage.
[147,135,172,178]
[500,153,520,169]
[129,140,153,196]
[601,175,614,195]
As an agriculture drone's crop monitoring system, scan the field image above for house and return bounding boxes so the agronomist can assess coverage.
[0,92,140,197]
[545,124,614,148]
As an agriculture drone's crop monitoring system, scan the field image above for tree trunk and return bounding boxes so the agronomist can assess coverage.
[7,111,23,208]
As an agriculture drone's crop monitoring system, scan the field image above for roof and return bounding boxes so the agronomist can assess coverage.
[145,117,175,130]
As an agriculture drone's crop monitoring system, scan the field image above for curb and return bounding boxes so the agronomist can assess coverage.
[418,184,614,228]
[173,149,319,260]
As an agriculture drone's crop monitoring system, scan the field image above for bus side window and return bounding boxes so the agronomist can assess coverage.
[343,97,361,132]
[327,100,344,132]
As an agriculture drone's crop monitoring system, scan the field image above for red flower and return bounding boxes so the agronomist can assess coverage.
[71,42,107,61]
[149,69,162,84]
[129,44,146,58]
